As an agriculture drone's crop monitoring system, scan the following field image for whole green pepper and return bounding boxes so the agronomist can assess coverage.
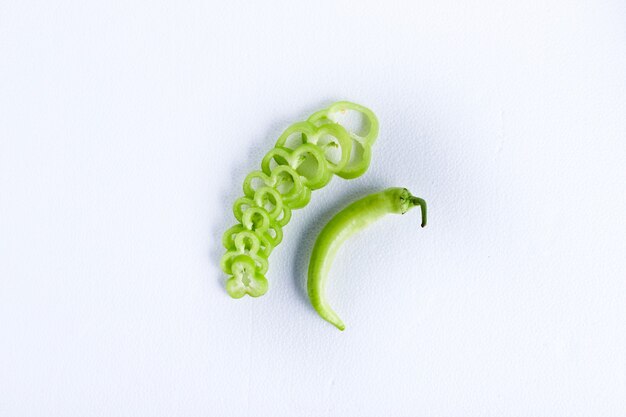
[307,188,427,330]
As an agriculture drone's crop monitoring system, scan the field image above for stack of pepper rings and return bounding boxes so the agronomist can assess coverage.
[220,102,379,298]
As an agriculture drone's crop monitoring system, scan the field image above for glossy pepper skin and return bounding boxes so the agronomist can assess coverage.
[307,188,427,330]
[221,102,379,298]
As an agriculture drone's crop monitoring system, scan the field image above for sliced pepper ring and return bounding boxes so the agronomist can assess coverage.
[232,197,254,223]
[308,117,373,180]
[226,255,269,298]
[274,121,316,150]
[308,101,379,179]
[274,121,352,174]
[312,123,353,174]
[254,186,291,221]
[232,230,261,255]
[261,144,330,190]
[233,188,291,227]
[220,250,268,276]
[310,101,379,146]
[241,206,271,234]
[272,203,292,227]
[243,167,309,209]
[262,219,283,248]
[335,140,372,180]
[222,224,273,258]
[241,206,283,248]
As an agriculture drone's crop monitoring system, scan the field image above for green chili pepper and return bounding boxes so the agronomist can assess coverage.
[221,102,379,298]
[307,188,427,330]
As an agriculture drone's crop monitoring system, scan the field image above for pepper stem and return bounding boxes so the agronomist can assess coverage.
[410,196,427,228]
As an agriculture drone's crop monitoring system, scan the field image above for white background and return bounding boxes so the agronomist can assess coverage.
[1,1,625,416]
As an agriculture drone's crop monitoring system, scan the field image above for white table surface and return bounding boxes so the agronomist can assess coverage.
[1,1,625,416]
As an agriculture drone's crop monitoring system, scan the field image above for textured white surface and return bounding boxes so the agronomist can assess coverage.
[1,1,625,416]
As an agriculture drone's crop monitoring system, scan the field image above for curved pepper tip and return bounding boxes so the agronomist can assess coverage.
[320,309,346,331]
[325,317,345,331]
